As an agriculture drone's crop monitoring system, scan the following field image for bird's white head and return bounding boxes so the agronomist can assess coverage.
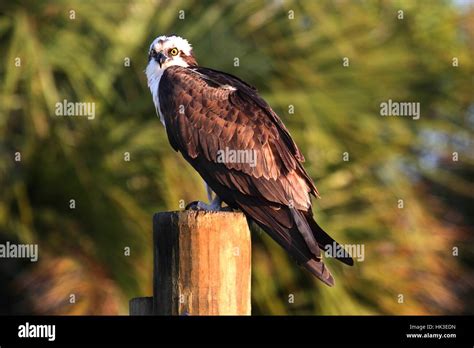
[146,35,196,81]
[146,35,196,126]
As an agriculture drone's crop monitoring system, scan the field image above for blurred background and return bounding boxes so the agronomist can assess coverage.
[0,0,473,315]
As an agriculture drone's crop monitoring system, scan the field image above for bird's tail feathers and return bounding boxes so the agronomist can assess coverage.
[233,197,337,286]
[303,258,335,286]
[304,212,354,266]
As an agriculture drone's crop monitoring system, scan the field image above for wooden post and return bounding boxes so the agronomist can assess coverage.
[153,211,251,315]
[129,297,153,315]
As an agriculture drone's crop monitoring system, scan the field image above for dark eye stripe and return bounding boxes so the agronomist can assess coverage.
[148,50,157,61]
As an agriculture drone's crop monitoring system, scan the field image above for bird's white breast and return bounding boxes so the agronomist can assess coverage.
[145,61,166,127]
[146,56,191,127]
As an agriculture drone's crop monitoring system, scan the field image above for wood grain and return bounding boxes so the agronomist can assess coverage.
[153,211,251,315]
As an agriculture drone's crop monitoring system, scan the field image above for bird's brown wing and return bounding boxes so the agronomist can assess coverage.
[158,66,352,285]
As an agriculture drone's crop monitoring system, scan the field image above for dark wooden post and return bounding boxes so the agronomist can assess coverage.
[129,297,153,315]
[130,210,251,315]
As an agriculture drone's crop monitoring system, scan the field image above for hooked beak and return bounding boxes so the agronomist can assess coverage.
[155,52,167,68]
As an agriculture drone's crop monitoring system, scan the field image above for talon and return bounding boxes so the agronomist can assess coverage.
[184,198,227,212]
[185,201,203,210]
[185,200,213,211]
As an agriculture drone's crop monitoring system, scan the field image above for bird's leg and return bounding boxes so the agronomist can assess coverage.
[185,182,233,211]
[206,181,214,203]
[209,195,223,210]
[185,181,213,210]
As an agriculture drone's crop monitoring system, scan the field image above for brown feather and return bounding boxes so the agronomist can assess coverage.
[157,65,353,285]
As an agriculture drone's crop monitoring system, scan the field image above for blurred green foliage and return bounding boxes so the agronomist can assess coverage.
[0,0,473,314]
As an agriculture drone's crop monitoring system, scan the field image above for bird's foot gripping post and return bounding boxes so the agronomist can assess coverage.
[129,210,251,315]
[185,195,234,212]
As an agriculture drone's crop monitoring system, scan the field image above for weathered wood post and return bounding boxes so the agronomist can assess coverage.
[129,297,153,315]
[130,210,251,315]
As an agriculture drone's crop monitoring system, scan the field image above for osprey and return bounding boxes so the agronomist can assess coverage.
[146,35,353,286]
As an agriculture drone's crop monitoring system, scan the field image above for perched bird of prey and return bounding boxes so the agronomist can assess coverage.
[146,35,353,286]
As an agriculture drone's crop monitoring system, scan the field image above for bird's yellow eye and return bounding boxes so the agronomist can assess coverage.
[169,48,179,56]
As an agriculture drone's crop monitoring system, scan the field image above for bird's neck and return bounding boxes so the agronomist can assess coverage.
[146,63,166,127]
